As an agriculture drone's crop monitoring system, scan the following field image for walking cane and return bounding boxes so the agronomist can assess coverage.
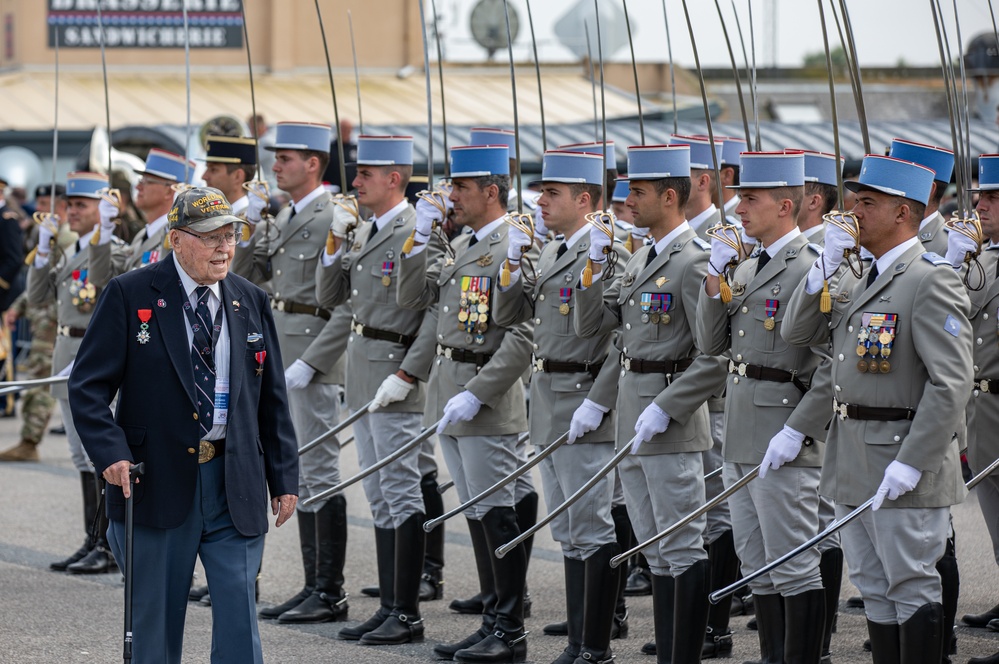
[123,462,145,663]
[709,455,999,604]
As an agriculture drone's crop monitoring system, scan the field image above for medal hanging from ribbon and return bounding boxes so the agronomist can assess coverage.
[764,299,779,331]
[141,250,160,267]
[71,269,98,313]
[640,292,653,324]
[857,312,897,374]
[136,309,152,344]
[381,261,394,287]
[657,293,673,325]
[255,350,266,376]
[458,276,492,345]
[559,288,572,315]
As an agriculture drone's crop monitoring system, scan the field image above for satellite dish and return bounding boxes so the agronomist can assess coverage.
[470,0,519,60]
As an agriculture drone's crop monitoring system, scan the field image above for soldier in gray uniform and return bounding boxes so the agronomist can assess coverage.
[315,135,441,645]
[89,149,194,288]
[28,171,125,574]
[782,154,972,664]
[958,155,999,664]
[719,137,747,223]
[240,122,350,624]
[699,151,830,664]
[889,139,955,256]
[201,136,258,221]
[494,149,628,664]
[397,144,535,664]
[574,143,727,663]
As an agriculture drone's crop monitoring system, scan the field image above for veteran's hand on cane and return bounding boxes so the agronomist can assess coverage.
[632,403,671,454]
[437,390,482,433]
[272,494,297,527]
[708,230,740,277]
[872,460,923,511]
[759,425,806,478]
[568,398,607,444]
[103,460,138,498]
[369,373,416,412]
[945,230,978,269]
[284,359,316,390]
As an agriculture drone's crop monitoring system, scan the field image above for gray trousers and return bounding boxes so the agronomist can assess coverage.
[816,494,841,553]
[354,410,424,529]
[837,503,949,623]
[620,451,706,577]
[440,433,521,520]
[514,430,535,501]
[703,411,732,545]
[611,468,625,507]
[59,397,92,473]
[538,442,616,559]
[725,462,823,596]
[288,383,341,513]
[977,474,999,566]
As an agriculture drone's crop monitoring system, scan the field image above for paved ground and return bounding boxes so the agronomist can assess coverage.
[3,404,999,663]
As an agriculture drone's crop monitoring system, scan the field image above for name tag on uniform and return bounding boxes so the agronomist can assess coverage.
[214,378,230,425]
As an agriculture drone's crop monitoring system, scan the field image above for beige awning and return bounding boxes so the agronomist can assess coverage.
[0,66,658,131]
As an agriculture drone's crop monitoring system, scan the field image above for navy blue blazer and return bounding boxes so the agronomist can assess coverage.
[69,257,299,537]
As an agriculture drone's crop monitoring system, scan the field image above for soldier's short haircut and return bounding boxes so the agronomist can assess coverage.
[568,182,604,211]
[651,176,691,208]
[805,181,838,215]
[767,186,804,220]
[370,164,414,192]
[725,164,741,186]
[224,163,257,184]
[298,149,330,176]
[898,196,926,224]
[929,179,948,207]
[472,174,510,204]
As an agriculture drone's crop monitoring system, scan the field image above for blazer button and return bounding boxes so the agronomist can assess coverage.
[305,328,311,334]
[451,278,456,285]
[299,254,305,259]
[782,398,788,405]
[193,413,199,421]
[535,318,542,325]
[187,447,196,454]
[388,353,395,359]
[625,323,632,330]
[352,289,359,296]
[735,354,743,361]
[443,306,450,313]
[533,343,539,350]
[741,306,749,314]
[575,383,582,389]
[838,353,844,361]
[629,299,635,306]
[977,338,984,346]
[279,247,285,254]
[847,325,854,332]
[539,294,545,301]
[733,377,740,384]
[893,435,901,442]
[738,330,745,337]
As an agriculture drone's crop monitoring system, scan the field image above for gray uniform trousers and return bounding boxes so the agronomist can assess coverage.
[440,433,521,520]
[288,383,341,512]
[724,461,823,596]
[538,442,616,559]
[59,397,91,473]
[514,432,535,501]
[977,476,999,566]
[816,494,841,553]
[836,503,949,623]
[704,411,731,544]
[621,451,706,577]
[354,409,424,528]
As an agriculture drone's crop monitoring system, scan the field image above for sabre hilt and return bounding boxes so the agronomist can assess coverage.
[407,182,454,256]
[581,210,617,287]
[946,210,986,291]
[90,187,123,246]
[706,220,745,303]
[501,212,536,287]
[819,210,863,312]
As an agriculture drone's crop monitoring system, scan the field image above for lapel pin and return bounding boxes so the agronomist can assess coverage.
[656,276,669,288]
[156,298,166,308]
[477,254,493,267]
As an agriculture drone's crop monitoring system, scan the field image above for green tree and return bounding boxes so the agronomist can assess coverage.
[803,45,848,68]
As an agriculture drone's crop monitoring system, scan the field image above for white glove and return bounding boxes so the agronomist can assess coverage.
[437,390,483,433]
[821,223,855,276]
[533,204,549,238]
[369,374,415,412]
[872,460,922,511]
[632,402,671,453]
[568,398,608,444]
[98,198,118,245]
[331,203,357,240]
[589,222,612,263]
[55,360,75,378]
[415,195,451,243]
[37,222,55,257]
[284,359,316,390]
[708,229,740,277]
[244,183,268,224]
[759,425,806,478]
[945,230,979,269]
[507,224,532,264]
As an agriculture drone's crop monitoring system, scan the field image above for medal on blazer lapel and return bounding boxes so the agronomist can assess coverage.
[136,309,152,344]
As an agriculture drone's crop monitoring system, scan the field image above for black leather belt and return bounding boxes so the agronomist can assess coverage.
[833,400,916,421]
[57,325,87,338]
[974,378,999,394]
[198,438,225,463]
[436,344,492,367]
[270,298,331,321]
[620,354,694,375]
[728,360,808,393]
[533,357,603,378]
[351,319,416,348]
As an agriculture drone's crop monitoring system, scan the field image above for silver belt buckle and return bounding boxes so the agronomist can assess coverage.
[833,399,848,420]
[444,347,454,360]
[277,300,287,312]
[981,379,991,393]
[352,322,364,336]
[737,362,748,377]
[623,357,632,371]
[533,358,544,372]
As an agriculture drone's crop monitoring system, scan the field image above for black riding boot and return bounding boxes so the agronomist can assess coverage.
[51,471,97,571]
[515,491,538,618]
[783,588,825,664]
[650,573,675,664]
[938,534,959,660]
[259,510,316,618]
[866,620,900,664]
[435,518,497,659]
[672,559,709,664]
[572,543,620,664]
[744,593,784,664]
[610,504,632,639]
[67,476,117,574]
[818,547,843,662]
[703,529,738,658]
[339,526,394,639]
[279,496,348,623]
[361,513,426,644]
[899,602,944,664]
[552,557,585,664]
[421,471,446,601]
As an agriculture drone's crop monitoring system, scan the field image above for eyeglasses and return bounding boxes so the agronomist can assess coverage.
[177,227,241,248]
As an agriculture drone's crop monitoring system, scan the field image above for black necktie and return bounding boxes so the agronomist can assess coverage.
[866,262,880,288]
[74,240,81,255]
[469,234,478,247]
[756,250,771,275]
[645,245,658,268]
[288,205,297,221]
[556,242,568,259]
[184,286,223,438]
[367,220,379,244]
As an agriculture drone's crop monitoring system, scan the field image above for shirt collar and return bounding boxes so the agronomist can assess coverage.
[230,195,248,213]
[172,252,222,300]
[872,236,921,275]
[473,216,507,243]
[77,228,96,247]
[293,185,327,215]
[688,204,718,231]
[564,225,589,249]
[146,214,169,238]
[919,210,940,231]
[652,221,692,255]
[800,224,824,241]
[371,199,409,233]
[761,227,801,258]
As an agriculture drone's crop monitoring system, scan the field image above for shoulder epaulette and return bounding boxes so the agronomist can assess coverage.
[922,252,951,266]
[692,237,710,251]
[806,242,822,256]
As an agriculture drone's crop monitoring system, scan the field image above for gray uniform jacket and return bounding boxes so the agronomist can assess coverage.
[963,247,999,476]
[697,234,829,466]
[397,225,534,437]
[919,211,948,255]
[782,243,972,507]
[315,204,440,413]
[574,227,727,455]
[88,224,170,288]
[27,238,125,399]
[246,193,344,385]
[493,232,629,448]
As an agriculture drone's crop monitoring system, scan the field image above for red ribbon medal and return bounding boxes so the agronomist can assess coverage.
[255,350,266,376]
[136,309,152,344]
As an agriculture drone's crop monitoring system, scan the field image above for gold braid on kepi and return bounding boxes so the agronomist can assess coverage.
[945,209,986,291]
[820,210,863,312]
[706,220,746,304]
